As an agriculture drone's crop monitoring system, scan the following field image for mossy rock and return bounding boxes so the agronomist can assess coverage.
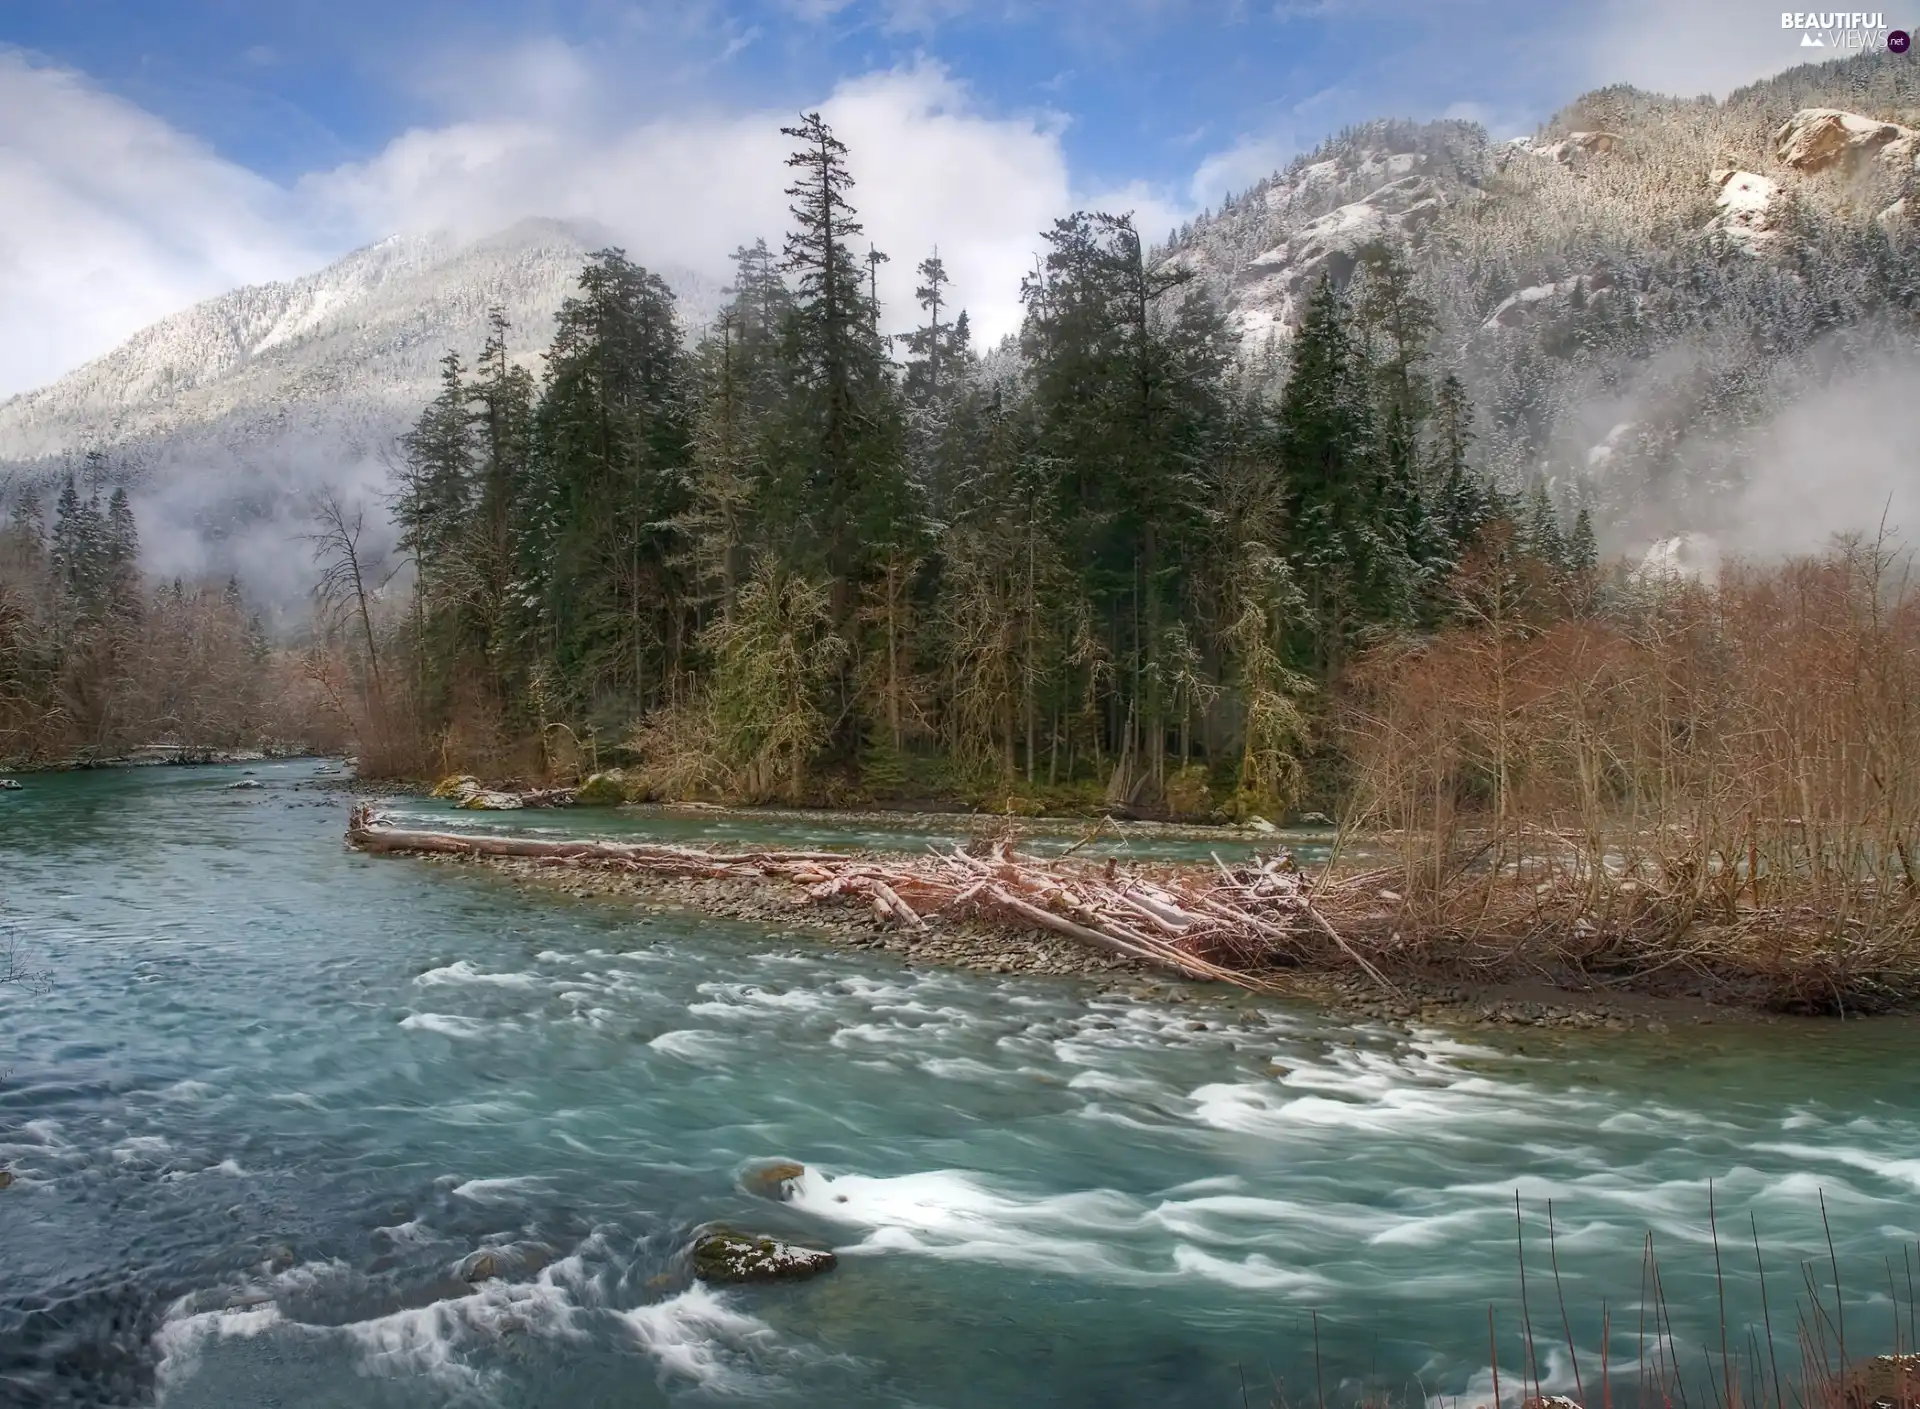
[739,1159,808,1201]
[430,774,481,799]
[574,770,630,807]
[687,1226,836,1284]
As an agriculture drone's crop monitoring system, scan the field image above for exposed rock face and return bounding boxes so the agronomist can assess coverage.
[1584,422,1637,471]
[1775,107,1918,172]
[686,1227,837,1284]
[1515,130,1625,164]
[1708,169,1784,250]
[1229,174,1449,339]
[1477,267,1620,334]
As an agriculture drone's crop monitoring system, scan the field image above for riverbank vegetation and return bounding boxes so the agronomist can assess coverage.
[1343,536,1920,1012]
[312,113,1606,811]
[0,465,337,763]
[315,115,1916,1004]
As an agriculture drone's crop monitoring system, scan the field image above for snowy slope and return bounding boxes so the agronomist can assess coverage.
[0,218,718,595]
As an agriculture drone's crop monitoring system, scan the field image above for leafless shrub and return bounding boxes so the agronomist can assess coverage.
[1341,539,1920,1009]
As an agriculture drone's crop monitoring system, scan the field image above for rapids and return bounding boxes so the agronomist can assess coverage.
[3,762,1917,1407]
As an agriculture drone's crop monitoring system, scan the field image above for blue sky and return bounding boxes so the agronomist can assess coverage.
[1,0,1798,395]
[8,0,1608,196]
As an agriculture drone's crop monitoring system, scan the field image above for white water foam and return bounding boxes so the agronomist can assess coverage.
[621,1283,789,1391]
[344,1274,581,1385]
[155,1259,586,1397]
[152,1304,285,1391]
[649,1029,734,1061]
[451,1175,547,1202]
[1754,1140,1920,1194]
[414,960,544,990]
[1168,1245,1321,1291]
[399,1013,491,1039]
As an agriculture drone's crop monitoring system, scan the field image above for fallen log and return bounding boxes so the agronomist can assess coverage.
[343,806,1400,992]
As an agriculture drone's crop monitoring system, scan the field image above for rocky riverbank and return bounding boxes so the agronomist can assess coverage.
[422,848,1772,1036]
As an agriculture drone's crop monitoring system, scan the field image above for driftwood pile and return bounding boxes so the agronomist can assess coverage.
[345,806,1387,992]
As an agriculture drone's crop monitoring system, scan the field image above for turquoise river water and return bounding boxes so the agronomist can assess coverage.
[3,761,1918,1407]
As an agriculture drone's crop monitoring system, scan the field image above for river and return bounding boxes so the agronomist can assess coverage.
[3,761,1917,1407]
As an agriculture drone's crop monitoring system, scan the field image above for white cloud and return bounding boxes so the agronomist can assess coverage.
[1188,132,1298,208]
[3,44,1203,396]
[1583,0,1824,98]
[304,60,1080,344]
[0,51,325,400]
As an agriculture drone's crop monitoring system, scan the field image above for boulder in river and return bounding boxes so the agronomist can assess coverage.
[687,1226,836,1284]
[574,769,630,807]
[457,1241,558,1283]
[739,1159,808,1201]
[0,778,21,790]
[432,773,534,810]
[457,789,524,811]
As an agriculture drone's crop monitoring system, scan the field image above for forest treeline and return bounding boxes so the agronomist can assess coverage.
[0,456,331,763]
[330,113,1599,815]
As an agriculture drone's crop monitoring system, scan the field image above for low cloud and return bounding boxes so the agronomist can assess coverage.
[0,52,326,400]
[1726,358,1920,560]
[303,60,1081,344]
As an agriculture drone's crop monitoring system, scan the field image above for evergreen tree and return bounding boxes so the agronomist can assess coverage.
[1276,276,1415,666]
[104,489,141,620]
[467,310,537,710]
[776,113,919,752]
[1523,481,1568,571]
[529,249,691,719]
[395,352,476,579]
[1568,505,1599,577]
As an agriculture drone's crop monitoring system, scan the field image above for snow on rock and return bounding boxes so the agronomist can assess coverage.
[1638,533,1721,584]
[0,220,720,472]
[1232,175,1447,335]
[1774,108,1918,173]
[1483,282,1569,330]
[1707,169,1783,250]
[1585,422,1637,471]
[1260,151,1430,217]
[1511,131,1624,165]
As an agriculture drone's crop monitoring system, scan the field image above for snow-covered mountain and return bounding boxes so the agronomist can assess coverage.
[3,52,1915,591]
[1153,51,1919,554]
[0,218,719,597]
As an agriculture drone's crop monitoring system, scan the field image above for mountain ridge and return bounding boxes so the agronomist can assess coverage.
[3,52,1916,587]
